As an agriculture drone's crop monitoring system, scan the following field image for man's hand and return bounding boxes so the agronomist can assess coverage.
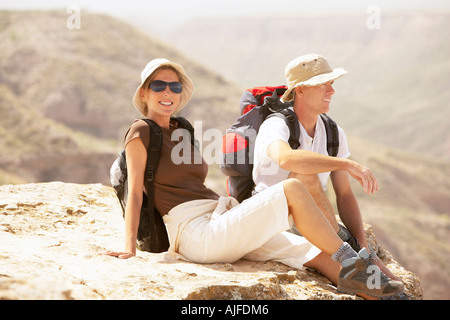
[345,160,379,194]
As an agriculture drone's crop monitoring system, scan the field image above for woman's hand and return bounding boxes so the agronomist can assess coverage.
[99,250,135,259]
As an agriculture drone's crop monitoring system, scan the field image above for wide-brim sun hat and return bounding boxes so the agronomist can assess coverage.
[282,54,348,102]
[132,58,194,116]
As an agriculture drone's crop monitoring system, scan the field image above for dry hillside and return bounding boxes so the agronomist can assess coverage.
[0,10,241,185]
[338,135,450,299]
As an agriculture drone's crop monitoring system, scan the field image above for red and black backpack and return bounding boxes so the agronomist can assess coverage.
[220,85,339,202]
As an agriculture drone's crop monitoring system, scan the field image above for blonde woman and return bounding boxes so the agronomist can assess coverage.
[101,58,403,299]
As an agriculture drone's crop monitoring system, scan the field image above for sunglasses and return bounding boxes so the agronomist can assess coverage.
[149,80,183,94]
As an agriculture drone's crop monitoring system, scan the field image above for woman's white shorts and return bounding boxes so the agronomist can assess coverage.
[163,181,321,269]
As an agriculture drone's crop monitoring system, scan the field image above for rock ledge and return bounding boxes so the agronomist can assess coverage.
[0,182,423,300]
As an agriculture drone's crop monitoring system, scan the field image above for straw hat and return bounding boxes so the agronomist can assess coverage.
[132,58,194,116]
[282,54,347,102]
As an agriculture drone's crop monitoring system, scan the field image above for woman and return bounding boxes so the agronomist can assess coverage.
[101,58,403,299]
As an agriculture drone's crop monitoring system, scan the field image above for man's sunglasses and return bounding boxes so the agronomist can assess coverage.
[149,80,183,94]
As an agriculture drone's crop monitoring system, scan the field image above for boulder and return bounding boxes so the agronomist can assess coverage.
[0,182,422,300]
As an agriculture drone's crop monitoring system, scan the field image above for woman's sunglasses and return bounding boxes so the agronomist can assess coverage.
[149,80,183,94]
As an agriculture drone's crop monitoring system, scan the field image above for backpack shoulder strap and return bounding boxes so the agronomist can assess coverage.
[140,119,163,183]
[137,119,169,252]
[267,109,300,150]
[320,113,339,157]
[139,118,162,238]
[171,116,198,150]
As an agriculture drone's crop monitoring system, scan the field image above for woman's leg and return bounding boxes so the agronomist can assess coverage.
[283,178,404,298]
[283,178,344,256]
[288,172,340,232]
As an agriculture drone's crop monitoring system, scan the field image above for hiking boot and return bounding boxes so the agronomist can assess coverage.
[337,248,404,298]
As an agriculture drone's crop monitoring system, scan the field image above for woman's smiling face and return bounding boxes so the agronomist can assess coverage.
[140,68,181,120]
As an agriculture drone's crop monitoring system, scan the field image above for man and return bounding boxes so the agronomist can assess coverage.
[253,53,400,282]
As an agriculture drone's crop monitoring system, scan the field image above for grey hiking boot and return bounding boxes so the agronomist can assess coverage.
[337,248,404,298]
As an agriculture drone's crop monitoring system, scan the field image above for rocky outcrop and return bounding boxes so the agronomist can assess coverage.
[0,182,422,300]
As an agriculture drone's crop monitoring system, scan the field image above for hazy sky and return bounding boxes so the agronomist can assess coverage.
[2,0,449,26]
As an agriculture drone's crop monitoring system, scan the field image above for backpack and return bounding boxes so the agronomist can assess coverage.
[220,85,339,203]
[110,116,195,253]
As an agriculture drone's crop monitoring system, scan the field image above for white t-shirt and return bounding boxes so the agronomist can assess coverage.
[253,113,350,193]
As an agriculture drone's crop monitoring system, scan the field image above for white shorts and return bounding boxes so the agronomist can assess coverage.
[163,182,321,269]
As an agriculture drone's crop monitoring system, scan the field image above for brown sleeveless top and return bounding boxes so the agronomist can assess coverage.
[124,119,219,216]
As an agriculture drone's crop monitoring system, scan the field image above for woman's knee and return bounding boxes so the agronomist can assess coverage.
[283,178,308,199]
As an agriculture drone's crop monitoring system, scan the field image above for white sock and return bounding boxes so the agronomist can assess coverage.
[331,242,358,264]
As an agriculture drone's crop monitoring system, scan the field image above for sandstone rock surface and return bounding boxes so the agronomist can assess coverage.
[0,182,423,300]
